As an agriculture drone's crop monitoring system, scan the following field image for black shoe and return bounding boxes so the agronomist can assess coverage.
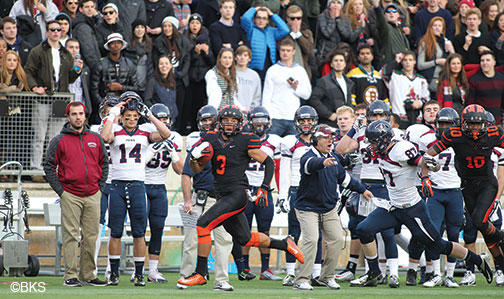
[420,272,433,285]
[477,252,493,284]
[350,271,380,287]
[133,275,146,287]
[86,278,107,286]
[406,269,417,286]
[310,276,325,287]
[238,269,256,281]
[107,273,119,286]
[64,278,82,287]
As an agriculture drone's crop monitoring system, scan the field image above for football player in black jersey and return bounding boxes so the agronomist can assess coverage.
[426,104,504,280]
[177,105,304,289]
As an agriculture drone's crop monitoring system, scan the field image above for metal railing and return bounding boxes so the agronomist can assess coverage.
[0,92,75,175]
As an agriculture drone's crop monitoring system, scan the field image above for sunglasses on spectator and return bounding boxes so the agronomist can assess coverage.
[49,28,62,32]
[103,11,116,15]
[289,16,302,20]
[67,1,77,4]
[385,8,398,13]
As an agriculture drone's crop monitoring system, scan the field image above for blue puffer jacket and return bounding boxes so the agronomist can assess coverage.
[241,7,290,71]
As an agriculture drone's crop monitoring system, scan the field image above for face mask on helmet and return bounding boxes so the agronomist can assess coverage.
[251,117,269,136]
[462,120,486,140]
[198,117,216,131]
[296,118,315,135]
[219,117,240,137]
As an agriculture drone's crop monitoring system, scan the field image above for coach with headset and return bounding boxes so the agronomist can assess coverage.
[293,124,373,290]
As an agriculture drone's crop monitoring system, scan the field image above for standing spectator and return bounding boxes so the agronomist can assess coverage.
[209,0,248,56]
[196,0,241,28]
[25,20,82,181]
[343,0,379,57]
[241,6,289,81]
[381,51,430,127]
[284,5,314,80]
[144,55,178,120]
[185,13,214,130]
[263,38,311,136]
[43,102,108,287]
[320,42,358,76]
[0,50,28,92]
[293,124,372,290]
[466,51,504,125]
[96,3,126,56]
[347,45,388,105]
[436,53,469,114]
[0,17,31,66]
[145,0,175,39]
[480,0,499,31]
[124,19,152,94]
[413,0,454,43]
[66,38,92,117]
[309,50,355,127]
[72,0,102,69]
[152,16,191,133]
[56,13,72,46]
[170,0,192,33]
[61,0,79,19]
[205,48,239,109]
[109,0,146,35]
[9,0,59,41]
[453,0,488,36]
[417,17,454,97]
[296,0,319,34]
[278,0,308,26]
[316,0,363,65]
[250,0,280,15]
[235,45,261,111]
[453,8,493,65]
[370,0,410,64]
[491,12,504,66]
[90,33,137,124]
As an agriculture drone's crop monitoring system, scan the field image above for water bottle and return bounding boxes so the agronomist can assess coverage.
[73,53,81,72]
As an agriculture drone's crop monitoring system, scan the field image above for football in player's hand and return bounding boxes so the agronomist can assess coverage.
[197,143,213,165]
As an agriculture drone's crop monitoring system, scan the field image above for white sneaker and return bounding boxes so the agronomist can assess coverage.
[214,281,234,291]
[148,270,167,283]
[293,281,313,290]
[130,272,135,282]
[423,274,443,288]
[495,270,504,287]
[321,278,340,290]
[335,269,355,281]
[260,269,282,281]
[282,274,295,286]
[104,270,111,283]
[460,271,476,286]
[444,276,459,288]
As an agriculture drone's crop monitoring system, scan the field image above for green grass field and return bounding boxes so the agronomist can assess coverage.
[0,273,501,298]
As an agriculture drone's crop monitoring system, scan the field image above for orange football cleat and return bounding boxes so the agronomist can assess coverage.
[286,236,304,264]
[176,272,208,289]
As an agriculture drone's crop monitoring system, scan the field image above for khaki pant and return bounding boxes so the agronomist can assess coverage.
[180,195,233,285]
[295,207,344,284]
[61,190,100,281]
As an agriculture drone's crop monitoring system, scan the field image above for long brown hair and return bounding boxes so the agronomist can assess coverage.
[480,0,498,30]
[216,48,237,93]
[23,0,47,16]
[0,50,29,90]
[419,17,446,60]
[130,24,152,52]
[438,53,469,93]
[154,55,176,90]
[344,0,371,30]
[163,22,181,59]
[61,0,77,18]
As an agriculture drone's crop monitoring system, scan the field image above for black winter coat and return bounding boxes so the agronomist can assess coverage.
[72,12,102,69]
[152,34,192,87]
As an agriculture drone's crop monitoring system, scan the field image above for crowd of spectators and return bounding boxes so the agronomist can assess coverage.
[1,0,504,179]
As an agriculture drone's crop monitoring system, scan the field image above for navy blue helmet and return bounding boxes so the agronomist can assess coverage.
[486,111,496,126]
[295,106,318,135]
[218,105,243,137]
[248,106,271,136]
[99,95,119,119]
[436,107,459,138]
[151,103,171,126]
[365,120,394,155]
[197,105,218,131]
[366,100,390,122]
[119,91,143,114]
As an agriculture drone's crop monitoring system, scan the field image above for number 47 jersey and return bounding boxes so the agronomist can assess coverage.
[432,125,504,179]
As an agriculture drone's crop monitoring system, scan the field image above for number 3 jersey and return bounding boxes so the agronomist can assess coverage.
[379,140,423,207]
[109,123,156,181]
[432,125,504,179]
[246,134,281,187]
[145,127,183,185]
[201,131,262,193]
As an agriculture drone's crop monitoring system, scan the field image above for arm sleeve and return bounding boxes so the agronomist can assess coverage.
[241,7,256,34]
[293,68,312,100]
[302,156,326,175]
[416,43,436,71]
[205,70,222,109]
[431,128,455,153]
[318,14,336,39]
[261,69,274,111]
[272,14,290,40]
[98,134,109,191]
[278,141,292,199]
[24,50,39,89]
[182,154,195,177]
[43,136,64,196]
[261,155,275,187]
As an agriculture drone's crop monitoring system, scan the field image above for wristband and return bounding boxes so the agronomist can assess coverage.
[347,127,356,138]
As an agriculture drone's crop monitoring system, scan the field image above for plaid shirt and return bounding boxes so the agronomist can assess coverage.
[169,0,191,31]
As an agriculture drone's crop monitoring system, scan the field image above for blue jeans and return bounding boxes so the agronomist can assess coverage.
[270,119,297,137]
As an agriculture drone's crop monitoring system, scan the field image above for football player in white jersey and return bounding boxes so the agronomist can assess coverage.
[242,107,282,280]
[277,106,322,286]
[349,120,493,287]
[100,92,171,286]
[143,104,183,283]
[336,100,402,287]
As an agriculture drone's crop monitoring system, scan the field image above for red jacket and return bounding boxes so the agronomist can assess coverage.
[44,123,108,197]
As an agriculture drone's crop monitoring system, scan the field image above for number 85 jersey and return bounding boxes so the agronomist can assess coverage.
[432,125,504,179]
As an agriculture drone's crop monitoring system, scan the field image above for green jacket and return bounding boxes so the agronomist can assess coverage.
[24,40,80,94]
[374,6,410,64]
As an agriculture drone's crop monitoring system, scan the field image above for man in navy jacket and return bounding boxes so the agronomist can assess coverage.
[293,124,373,290]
